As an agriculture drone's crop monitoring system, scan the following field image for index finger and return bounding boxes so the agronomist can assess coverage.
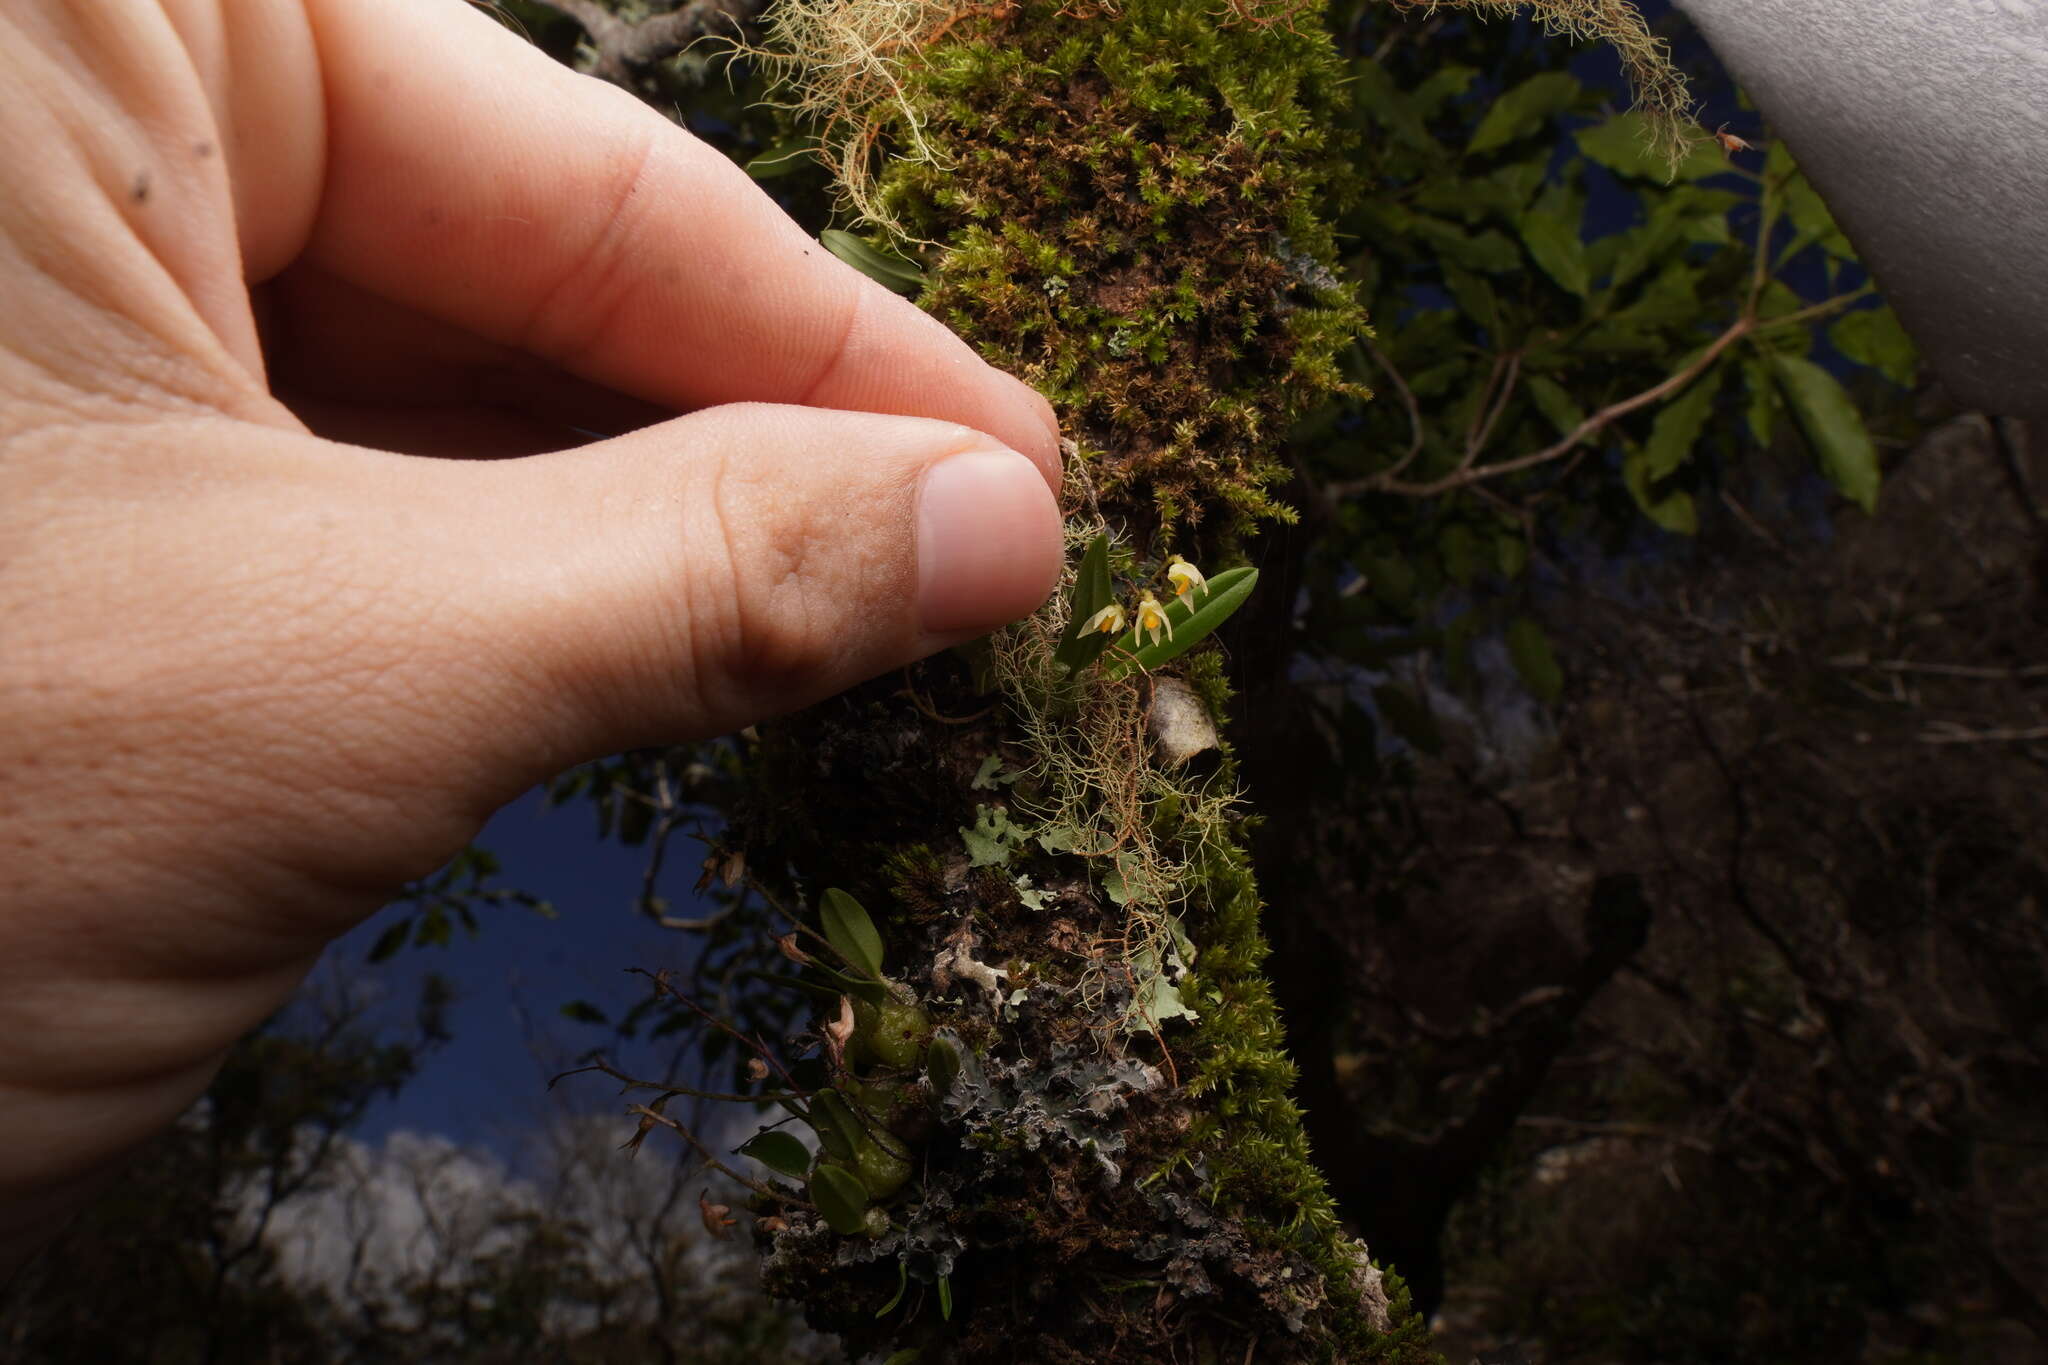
[296,0,1060,483]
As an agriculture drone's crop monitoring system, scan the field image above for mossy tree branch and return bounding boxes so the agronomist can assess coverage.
[685,0,1445,1359]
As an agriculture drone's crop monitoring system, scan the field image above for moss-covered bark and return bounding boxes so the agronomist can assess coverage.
[718,1,1439,1359]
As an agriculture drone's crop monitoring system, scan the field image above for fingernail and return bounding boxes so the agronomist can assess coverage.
[917,448,1063,635]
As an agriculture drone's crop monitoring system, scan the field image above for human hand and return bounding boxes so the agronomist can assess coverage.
[0,0,1061,1271]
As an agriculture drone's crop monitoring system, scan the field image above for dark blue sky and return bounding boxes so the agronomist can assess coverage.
[331,785,716,1162]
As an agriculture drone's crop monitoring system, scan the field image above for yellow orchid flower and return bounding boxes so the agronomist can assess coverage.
[1165,554,1208,603]
[1134,590,1173,649]
[1082,601,1128,635]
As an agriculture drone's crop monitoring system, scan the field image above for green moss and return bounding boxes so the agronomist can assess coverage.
[882,842,949,919]
[861,0,1366,546]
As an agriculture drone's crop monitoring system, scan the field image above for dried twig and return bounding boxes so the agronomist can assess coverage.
[1917,722,2048,745]
[1337,290,1866,501]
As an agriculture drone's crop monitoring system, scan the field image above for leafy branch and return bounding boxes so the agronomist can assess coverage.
[1339,286,1868,500]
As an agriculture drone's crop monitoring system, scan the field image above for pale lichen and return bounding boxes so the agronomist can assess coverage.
[1395,0,1700,169]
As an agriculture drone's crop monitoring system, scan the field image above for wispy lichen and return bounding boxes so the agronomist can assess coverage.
[746,0,954,233]
[1396,0,1700,168]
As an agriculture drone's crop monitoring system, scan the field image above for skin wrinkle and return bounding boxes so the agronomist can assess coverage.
[61,3,267,390]
[791,260,871,415]
[514,122,668,368]
[696,424,842,721]
[209,3,324,283]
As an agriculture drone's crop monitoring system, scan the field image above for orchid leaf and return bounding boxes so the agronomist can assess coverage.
[808,1163,870,1235]
[1052,534,1118,675]
[820,230,926,295]
[738,1130,812,1179]
[820,888,885,979]
[1100,567,1257,679]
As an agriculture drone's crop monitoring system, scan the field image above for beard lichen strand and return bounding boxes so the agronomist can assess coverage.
[729,0,1439,1359]
[748,0,959,234]
[1393,0,1698,166]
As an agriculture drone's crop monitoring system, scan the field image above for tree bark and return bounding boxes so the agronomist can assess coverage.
[704,0,1439,1358]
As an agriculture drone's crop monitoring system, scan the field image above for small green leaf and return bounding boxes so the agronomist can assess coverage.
[558,1000,608,1026]
[1741,354,1781,447]
[1574,112,1727,182]
[744,137,816,180]
[1524,375,1585,438]
[1348,57,1431,150]
[414,909,452,949]
[970,755,1004,790]
[1506,617,1564,705]
[820,888,885,979]
[1641,362,1720,483]
[1770,142,1854,262]
[924,1035,961,1100]
[938,1274,955,1321]
[1052,534,1117,675]
[1830,307,1917,388]
[808,1163,871,1235]
[807,1089,862,1162]
[882,1351,922,1365]
[820,230,926,295]
[1622,455,1698,535]
[1520,211,1589,298]
[1467,72,1580,155]
[738,1130,812,1179]
[1412,63,1480,119]
[1440,263,1500,337]
[877,1259,910,1317]
[617,797,653,846]
[1099,567,1258,679]
[1438,523,1481,587]
[1770,353,1881,512]
[1623,360,1717,535]
[1497,533,1529,581]
[1406,216,1523,273]
[1603,197,1691,297]
[367,919,412,964]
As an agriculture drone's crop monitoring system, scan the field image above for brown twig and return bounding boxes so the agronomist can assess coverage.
[629,966,812,1096]
[1917,722,2048,745]
[620,1100,806,1204]
[1340,319,1752,499]
[549,1057,801,1108]
[1357,335,1425,483]
[1334,252,1870,501]
[1829,656,2048,681]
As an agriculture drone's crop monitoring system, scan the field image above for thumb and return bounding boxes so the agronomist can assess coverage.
[430,402,1063,767]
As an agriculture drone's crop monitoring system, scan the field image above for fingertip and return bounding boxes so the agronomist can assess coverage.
[916,446,1064,636]
[999,374,1064,493]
